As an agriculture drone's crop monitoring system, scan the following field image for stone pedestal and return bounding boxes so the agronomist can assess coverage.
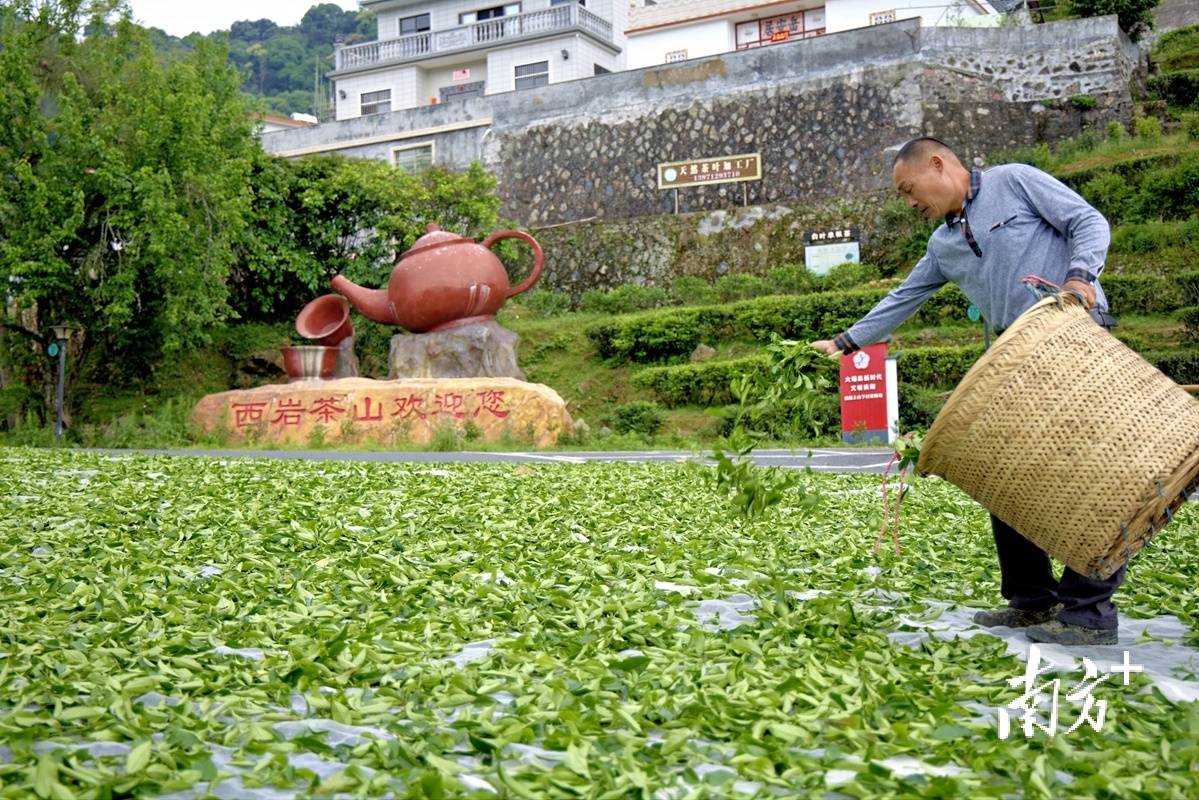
[334,336,359,379]
[389,320,525,380]
[191,377,573,448]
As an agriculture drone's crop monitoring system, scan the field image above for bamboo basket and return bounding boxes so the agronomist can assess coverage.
[916,294,1199,579]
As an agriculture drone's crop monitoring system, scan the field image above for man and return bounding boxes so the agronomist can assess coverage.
[811,136,1122,646]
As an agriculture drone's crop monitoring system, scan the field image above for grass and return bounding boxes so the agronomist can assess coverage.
[2,448,1198,797]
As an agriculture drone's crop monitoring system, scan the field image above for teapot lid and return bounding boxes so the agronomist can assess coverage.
[405,223,469,256]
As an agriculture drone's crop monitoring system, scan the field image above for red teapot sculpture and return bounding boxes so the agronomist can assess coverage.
[330,224,544,333]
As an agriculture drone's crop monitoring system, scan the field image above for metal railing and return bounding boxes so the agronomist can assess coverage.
[335,5,613,71]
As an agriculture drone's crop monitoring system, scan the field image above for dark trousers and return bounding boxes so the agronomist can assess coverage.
[990,514,1126,629]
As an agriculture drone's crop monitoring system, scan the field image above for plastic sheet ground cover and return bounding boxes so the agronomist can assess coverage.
[1,448,1199,798]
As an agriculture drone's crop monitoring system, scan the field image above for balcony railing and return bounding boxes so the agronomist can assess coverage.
[335,5,614,72]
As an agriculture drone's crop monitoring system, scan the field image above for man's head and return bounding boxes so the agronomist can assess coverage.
[891,137,972,221]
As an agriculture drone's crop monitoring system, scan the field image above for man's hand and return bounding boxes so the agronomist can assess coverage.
[1062,278,1096,309]
[810,339,841,358]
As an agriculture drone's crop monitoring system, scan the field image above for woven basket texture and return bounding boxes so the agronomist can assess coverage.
[916,296,1199,579]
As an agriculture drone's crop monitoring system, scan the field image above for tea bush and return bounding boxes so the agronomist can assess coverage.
[669,276,720,306]
[579,284,669,315]
[605,400,665,437]
[714,273,773,303]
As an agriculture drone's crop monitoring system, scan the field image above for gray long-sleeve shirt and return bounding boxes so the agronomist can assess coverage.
[841,163,1111,349]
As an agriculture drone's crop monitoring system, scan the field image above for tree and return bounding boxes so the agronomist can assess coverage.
[0,0,258,425]
[228,157,509,323]
[1068,0,1159,41]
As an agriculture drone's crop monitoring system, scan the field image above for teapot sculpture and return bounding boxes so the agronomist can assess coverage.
[330,224,544,333]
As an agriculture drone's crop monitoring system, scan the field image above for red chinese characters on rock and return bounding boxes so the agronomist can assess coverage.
[272,398,304,427]
[247,388,516,432]
[391,394,428,421]
[353,397,384,422]
[231,402,268,428]
[474,389,510,419]
[309,397,346,424]
[435,392,467,420]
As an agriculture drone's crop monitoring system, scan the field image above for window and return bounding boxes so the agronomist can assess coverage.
[360,89,391,116]
[399,13,431,35]
[460,3,520,24]
[551,0,585,5]
[392,143,434,173]
[869,10,897,25]
[664,49,687,63]
[515,61,549,90]
[593,63,610,75]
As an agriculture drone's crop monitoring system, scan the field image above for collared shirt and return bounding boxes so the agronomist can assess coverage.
[842,163,1110,351]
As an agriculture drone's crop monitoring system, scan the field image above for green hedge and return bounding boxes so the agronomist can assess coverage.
[633,345,984,408]
[1180,307,1199,342]
[895,345,985,387]
[587,285,973,363]
[632,356,770,407]
[1102,274,1183,315]
[1147,69,1199,111]
[1181,271,1199,306]
[1149,349,1199,385]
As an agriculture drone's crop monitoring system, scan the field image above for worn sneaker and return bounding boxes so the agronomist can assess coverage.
[1025,619,1118,646]
[972,604,1062,629]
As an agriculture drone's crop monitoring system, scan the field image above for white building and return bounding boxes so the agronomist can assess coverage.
[626,0,1017,69]
[329,0,628,120]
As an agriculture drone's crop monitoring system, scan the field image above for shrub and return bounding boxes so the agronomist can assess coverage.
[897,384,948,431]
[1080,172,1139,225]
[1106,121,1126,140]
[669,276,720,306]
[1153,24,1199,72]
[1180,271,1199,306]
[715,273,773,303]
[896,345,984,388]
[1134,116,1162,140]
[606,400,665,437]
[586,285,971,364]
[1183,112,1199,141]
[1147,349,1199,384]
[1146,70,1199,112]
[1101,274,1182,314]
[518,288,573,316]
[1135,154,1199,221]
[1181,307,1199,342]
[1069,0,1158,41]
[715,393,840,442]
[820,261,883,291]
[766,264,815,295]
[579,284,669,315]
[1070,94,1098,110]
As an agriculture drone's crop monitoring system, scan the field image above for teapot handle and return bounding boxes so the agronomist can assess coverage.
[482,230,544,299]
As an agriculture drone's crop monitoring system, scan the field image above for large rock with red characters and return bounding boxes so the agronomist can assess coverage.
[191,377,573,448]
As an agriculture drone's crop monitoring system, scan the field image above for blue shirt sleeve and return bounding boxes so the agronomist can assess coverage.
[844,248,947,348]
[1008,163,1110,284]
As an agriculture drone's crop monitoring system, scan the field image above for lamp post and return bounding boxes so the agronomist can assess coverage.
[48,324,72,444]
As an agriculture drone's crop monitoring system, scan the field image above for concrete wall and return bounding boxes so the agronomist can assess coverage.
[628,20,733,69]
[264,16,1139,226]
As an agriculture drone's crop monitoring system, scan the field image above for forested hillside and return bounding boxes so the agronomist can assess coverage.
[145,2,375,118]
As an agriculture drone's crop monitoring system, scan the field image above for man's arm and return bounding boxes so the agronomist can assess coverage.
[1010,163,1110,306]
[814,249,947,356]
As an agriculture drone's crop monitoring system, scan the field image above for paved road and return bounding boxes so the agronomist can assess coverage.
[89,447,898,473]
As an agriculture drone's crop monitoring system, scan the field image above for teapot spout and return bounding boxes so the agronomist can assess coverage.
[331,274,397,325]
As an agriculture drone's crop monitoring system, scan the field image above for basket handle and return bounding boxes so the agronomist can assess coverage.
[1021,274,1089,308]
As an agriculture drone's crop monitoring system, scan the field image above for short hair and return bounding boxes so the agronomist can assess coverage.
[892,136,958,167]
